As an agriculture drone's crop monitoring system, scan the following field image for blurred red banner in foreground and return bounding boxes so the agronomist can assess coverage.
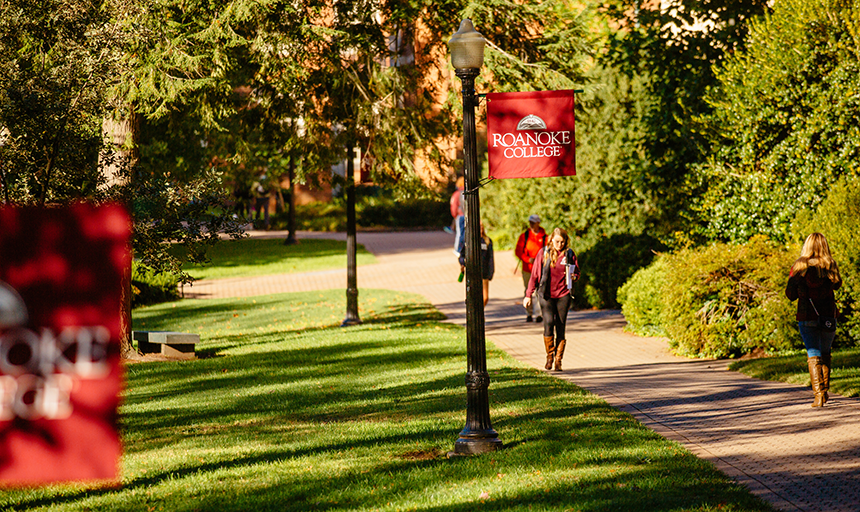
[0,203,130,486]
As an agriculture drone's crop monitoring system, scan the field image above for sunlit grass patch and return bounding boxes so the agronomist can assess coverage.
[172,238,376,280]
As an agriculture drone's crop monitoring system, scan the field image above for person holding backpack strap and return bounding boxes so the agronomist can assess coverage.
[785,232,842,407]
[523,228,579,371]
[515,214,547,322]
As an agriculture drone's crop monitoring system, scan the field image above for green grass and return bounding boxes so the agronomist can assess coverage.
[173,238,377,280]
[0,290,774,511]
[730,348,860,398]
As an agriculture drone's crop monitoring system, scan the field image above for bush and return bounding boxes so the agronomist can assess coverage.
[661,237,798,358]
[572,233,665,309]
[617,255,669,336]
[132,262,181,308]
[275,188,450,231]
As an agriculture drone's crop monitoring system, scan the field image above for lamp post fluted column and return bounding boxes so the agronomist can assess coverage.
[448,18,502,455]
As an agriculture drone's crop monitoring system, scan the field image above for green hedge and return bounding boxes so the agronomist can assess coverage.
[619,237,799,358]
[132,262,181,308]
[619,178,860,358]
[617,255,669,337]
[274,189,450,232]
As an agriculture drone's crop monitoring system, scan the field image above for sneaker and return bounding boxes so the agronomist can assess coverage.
[535,316,543,323]
[526,316,533,323]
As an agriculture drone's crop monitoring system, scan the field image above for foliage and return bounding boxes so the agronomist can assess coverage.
[469,0,593,93]
[618,255,669,337]
[730,347,860,398]
[0,0,120,203]
[481,1,769,308]
[280,188,450,232]
[791,177,860,347]
[131,262,180,308]
[0,290,774,511]
[694,0,860,243]
[573,233,666,310]
[660,237,798,358]
[592,0,771,246]
[0,0,248,285]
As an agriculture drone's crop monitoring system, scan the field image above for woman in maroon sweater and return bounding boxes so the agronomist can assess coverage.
[524,228,580,371]
[785,232,842,407]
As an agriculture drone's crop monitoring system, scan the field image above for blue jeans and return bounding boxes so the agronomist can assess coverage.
[798,320,835,358]
[453,215,465,252]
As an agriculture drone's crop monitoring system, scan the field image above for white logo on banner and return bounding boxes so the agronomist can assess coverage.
[516,114,547,130]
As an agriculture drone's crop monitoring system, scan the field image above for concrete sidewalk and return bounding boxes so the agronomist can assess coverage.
[189,230,860,512]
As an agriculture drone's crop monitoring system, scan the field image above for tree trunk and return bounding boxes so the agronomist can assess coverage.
[101,112,140,358]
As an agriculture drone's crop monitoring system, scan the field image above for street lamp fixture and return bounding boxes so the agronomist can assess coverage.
[447,18,503,456]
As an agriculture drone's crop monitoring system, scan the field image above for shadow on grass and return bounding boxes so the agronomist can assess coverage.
[18,446,771,512]
[11,292,777,512]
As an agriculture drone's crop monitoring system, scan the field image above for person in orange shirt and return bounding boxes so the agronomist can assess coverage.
[515,214,547,322]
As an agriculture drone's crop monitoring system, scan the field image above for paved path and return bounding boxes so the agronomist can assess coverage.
[188,230,860,512]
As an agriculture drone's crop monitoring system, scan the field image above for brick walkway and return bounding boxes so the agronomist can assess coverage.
[188,230,860,512]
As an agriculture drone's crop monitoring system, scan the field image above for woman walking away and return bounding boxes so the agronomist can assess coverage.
[786,232,842,407]
[524,228,579,371]
[458,222,494,307]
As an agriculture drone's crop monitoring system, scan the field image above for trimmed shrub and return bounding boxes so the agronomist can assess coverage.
[132,262,181,308]
[661,237,798,358]
[617,255,668,337]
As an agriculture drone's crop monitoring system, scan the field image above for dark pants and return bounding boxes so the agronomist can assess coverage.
[539,294,571,340]
[254,197,269,226]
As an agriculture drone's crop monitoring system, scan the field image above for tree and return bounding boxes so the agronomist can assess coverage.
[0,0,119,204]
[1,0,256,355]
[693,0,860,243]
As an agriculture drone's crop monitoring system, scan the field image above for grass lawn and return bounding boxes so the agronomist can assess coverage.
[0,290,774,511]
[730,347,860,398]
[173,238,377,280]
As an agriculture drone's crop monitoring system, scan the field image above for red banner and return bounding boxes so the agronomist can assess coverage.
[0,203,130,486]
[487,90,576,179]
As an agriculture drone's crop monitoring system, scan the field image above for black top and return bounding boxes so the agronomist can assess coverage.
[785,267,841,321]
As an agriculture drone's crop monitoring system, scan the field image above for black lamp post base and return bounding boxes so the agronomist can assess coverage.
[449,433,503,457]
[341,318,362,327]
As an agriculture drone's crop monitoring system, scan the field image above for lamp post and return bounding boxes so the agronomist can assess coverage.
[342,143,361,327]
[448,18,502,455]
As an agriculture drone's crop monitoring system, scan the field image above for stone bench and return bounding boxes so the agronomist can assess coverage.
[132,331,200,360]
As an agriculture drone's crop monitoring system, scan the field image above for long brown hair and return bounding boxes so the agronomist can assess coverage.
[548,228,569,266]
[791,232,840,282]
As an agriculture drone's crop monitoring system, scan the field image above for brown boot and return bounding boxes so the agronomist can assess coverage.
[821,353,831,404]
[543,336,555,370]
[808,356,824,407]
[553,339,566,371]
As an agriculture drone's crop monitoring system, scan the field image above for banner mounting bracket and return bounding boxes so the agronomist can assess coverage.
[465,177,495,195]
